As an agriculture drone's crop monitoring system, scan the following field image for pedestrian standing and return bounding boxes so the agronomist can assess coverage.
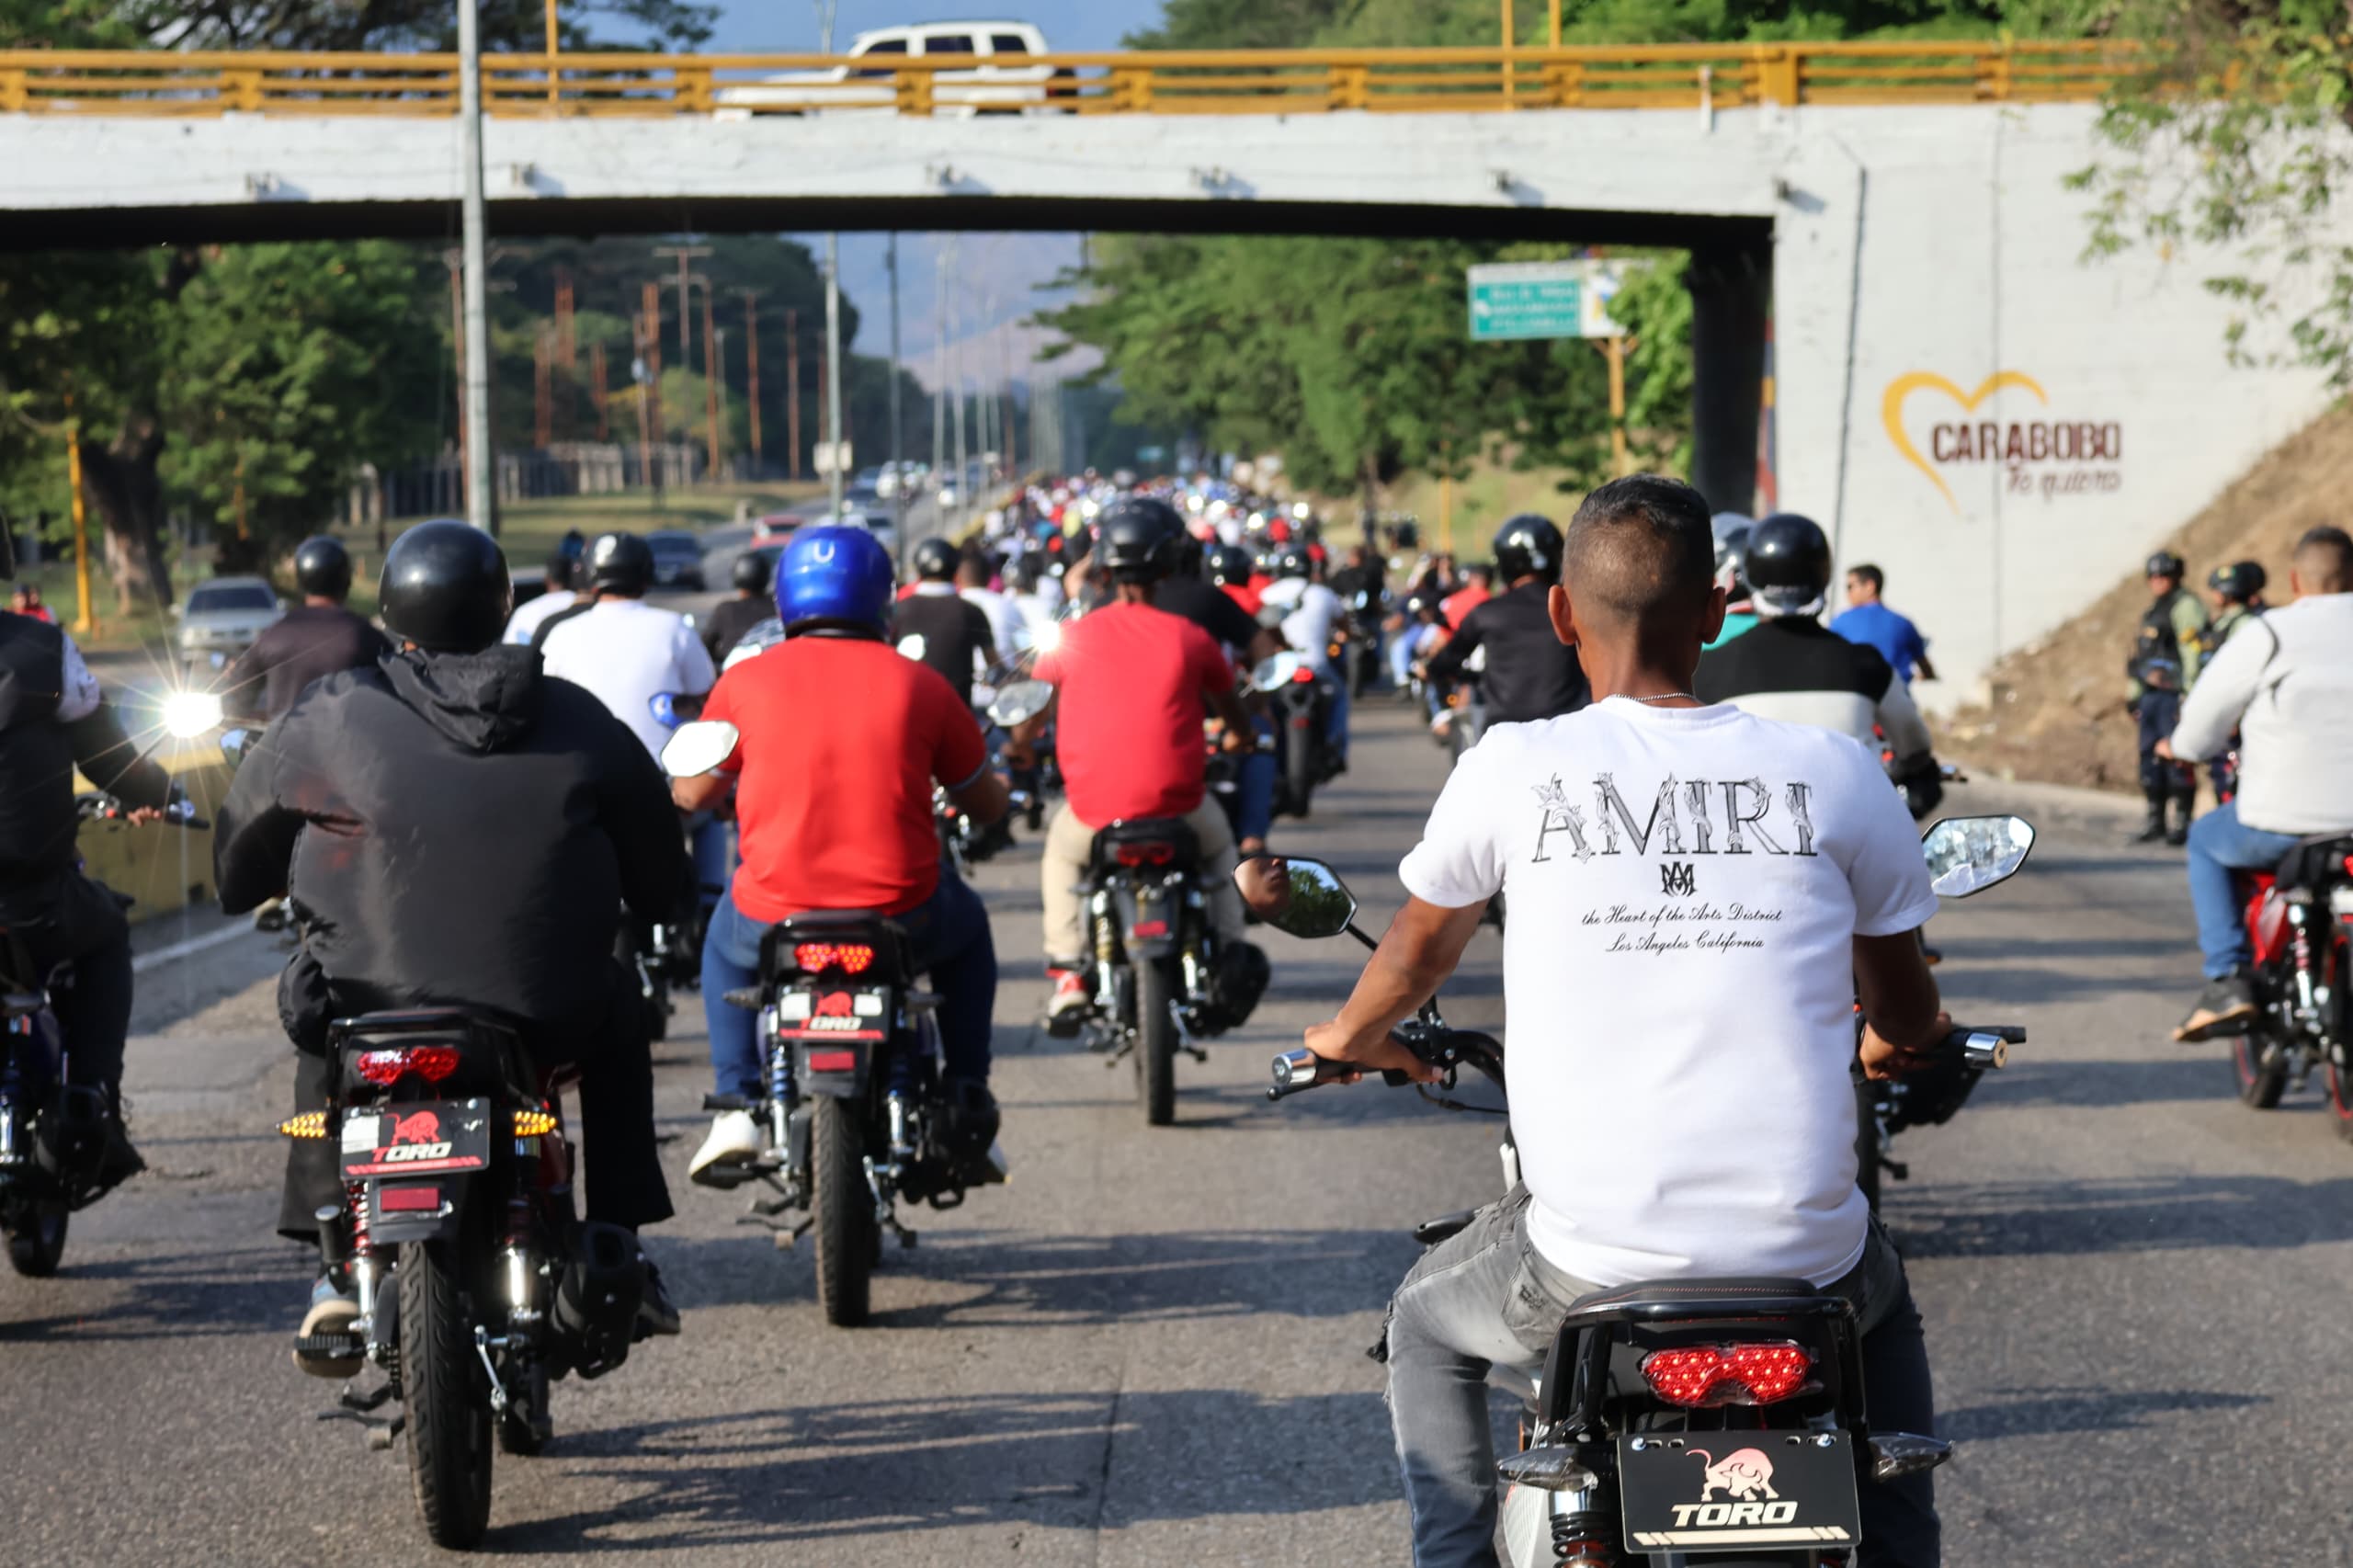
[2127,551,2211,846]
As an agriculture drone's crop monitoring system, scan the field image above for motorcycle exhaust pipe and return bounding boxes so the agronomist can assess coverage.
[552,1221,644,1370]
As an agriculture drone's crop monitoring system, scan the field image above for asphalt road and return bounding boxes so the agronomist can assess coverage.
[5,703,2347,1566]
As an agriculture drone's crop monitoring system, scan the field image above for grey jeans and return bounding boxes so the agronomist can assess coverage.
[1384,1187,1939,1568]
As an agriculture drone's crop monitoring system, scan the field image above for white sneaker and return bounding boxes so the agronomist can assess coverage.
[688,1109,763,1187]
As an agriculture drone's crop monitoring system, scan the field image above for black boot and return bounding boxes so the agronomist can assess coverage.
[2131,790,2167,845]
[2166,790,2196,847]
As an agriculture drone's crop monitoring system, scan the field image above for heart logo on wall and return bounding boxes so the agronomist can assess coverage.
[1881,371,2048,512]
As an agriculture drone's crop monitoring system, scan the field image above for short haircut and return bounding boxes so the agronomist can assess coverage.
[1564,474,1717,630]
[1466,563,1495,586]
[544,555,574,591]
[2295,525,2353,592]
[1847,562,1885,592]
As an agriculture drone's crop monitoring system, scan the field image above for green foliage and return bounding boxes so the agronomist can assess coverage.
[111,0,713,51]
[2072,4,2353,385]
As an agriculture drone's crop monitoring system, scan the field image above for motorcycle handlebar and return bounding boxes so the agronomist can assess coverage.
[1943,1023,2023,1071]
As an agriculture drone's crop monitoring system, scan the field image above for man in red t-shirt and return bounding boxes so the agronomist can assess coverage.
[672,527,1010,1185]
[1016,498,1256,1023]
[1438,563,1493,633]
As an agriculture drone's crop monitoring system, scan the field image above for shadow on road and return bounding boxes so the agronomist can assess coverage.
[0,1242,301,1343]
[1969,1057,2237,1109]
[1940,1385,2268,1440]
[1885,1174,2353,1259]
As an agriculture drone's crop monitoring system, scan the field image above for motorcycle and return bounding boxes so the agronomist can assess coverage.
[2209,833,2353,1131]
[1246,815,2033,1568]
[659,717,1007,1327]
[0,790,206,1276]
[1004,673,1267,1126]
[1264,653,1344,821]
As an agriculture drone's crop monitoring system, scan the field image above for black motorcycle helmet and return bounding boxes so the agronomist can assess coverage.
[912,536,960,582]
[1097,496,1183,584]
[1209,543,1254,586]
[1744,512,1834,616]
[732,549,773,595]
[1264,546,1311,583]
[2209,560,2267,604]
[291,534,354,601]
[586,531,654,597]
[380,520,511,653]
[1174,529,1206,576]
[1491,513,1563,585]
[2146,550,2186,581]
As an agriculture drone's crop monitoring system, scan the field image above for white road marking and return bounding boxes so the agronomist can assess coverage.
[131,922,256,973]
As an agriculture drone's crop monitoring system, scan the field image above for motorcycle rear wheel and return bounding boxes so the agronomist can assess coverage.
[5,1198,67,1278]
[812,1095,875,1327]
[2233,1029,2289,1109]
[1138,961,1177,1127]
[400,1242,494,1549]
[2325,1059,2353,1143]
[1283,729,1314,821]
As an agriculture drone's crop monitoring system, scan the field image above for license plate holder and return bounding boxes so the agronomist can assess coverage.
[1618,1430,1859,1554]
[339,1097,493,1178]
[775,985,890,1043]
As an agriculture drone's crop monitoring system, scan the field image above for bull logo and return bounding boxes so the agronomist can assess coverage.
[1689,1448,1778,1503]
[388,1110,442,1145]
[813,993,854,1017]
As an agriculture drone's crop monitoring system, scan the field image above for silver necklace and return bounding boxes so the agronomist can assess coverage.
[1623,691,1699,704]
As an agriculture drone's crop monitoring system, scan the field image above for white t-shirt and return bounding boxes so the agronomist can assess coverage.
[1398,698,1938,1288]
[503,590,576,646]
[1261,577,1342,674]
[961,585,1026,665]
[538,597,715,759]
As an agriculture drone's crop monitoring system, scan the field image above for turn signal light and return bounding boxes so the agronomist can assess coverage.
[512,1108,559,1136]
[353,1045,462,1085]
[793,942,875,975]
[1640,1342,1815,1408]
[277,1111,328,1140]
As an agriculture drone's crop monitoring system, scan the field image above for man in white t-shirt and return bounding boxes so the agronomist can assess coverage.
[537,533,716,759]
[1258,547,1350,767]
[1301,475,1949,1567]
[503,554,578,645]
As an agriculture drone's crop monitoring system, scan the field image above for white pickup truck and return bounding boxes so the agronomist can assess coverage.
[715,21,1069,116]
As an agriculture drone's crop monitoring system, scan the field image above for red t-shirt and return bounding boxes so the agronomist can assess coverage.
[1440,584,1491,629]
[705,636,986,921]
[1037,602,1233,823]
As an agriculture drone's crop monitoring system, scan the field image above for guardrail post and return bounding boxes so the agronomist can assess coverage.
[0,66,25,114]
[1111,64,1150,113]
[1756,45,1800,106]
[224,64,263,113]
[1543,60,1583,108]
[895,67,934,117]
[1980,40,2013,100]
[1328,62,1368,110]
[677,62,712,113]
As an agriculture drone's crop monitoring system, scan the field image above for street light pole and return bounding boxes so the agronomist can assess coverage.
[458,0,494,534]
[815,0,846,517]
[887,232,906,572]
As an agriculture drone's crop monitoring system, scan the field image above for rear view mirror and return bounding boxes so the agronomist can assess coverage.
[219,728,256,771]
[660,719,741,778]
[1921,815,2035,898]
[1233,854,1358,939]
[988,678,1052,729]
[1249,652,1306,692]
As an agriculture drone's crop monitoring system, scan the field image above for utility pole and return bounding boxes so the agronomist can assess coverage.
[458,0,494,534]
[815,0,845,517]
[652,244,710,368]
[785,306,801,479]
[631,310,656,500]
[444,250,467,504]
[932,239,947,514]
[715,325,731,479]
[589,340,608,440]
[640,279,665,500]
[735,289,764,472]
[887,233,906,570]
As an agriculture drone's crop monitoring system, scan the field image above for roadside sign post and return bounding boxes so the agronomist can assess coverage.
[1466,258,1638,476]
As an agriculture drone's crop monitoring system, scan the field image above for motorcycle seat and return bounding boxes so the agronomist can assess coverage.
[762,911,915,983]
[2273,835,2353,891]
[1561,1276,1825,1324]
[1090,817,1200,872]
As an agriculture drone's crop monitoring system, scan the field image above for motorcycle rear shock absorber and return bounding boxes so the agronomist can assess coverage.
[1550,1507,1620,1567]
[765,1031,796,1149]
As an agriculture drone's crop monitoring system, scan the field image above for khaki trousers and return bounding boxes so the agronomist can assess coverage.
[1040,798,1246,965]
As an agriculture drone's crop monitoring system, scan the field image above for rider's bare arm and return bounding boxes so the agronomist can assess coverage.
[672,773,728,812]
[948,762,1009,826]
[1306,894,1486,1082]
[1854,930,1946,1080]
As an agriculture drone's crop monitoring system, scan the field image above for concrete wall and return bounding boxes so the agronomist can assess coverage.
[4,101,2331,700]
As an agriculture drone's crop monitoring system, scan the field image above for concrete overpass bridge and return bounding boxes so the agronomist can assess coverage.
[2,41,2331,701]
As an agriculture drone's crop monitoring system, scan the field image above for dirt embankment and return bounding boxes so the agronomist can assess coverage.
[1941,403,2353,793]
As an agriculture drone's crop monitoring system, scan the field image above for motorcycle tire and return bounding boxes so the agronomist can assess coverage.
[2233,1030,2289,1109]
[5,1198,68,1278]
[812,1095,875,1327]
[400,1241,494,1550]
[1283,730,1315,822]
[2325,1058,2353,1143]
[1138,961,1177,1128]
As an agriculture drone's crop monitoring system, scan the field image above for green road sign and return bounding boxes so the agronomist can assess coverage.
[1466,260,1627,341]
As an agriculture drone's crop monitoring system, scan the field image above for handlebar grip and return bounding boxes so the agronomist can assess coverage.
[1267,1049,1338,1100]
[1941,1024,2023,1070]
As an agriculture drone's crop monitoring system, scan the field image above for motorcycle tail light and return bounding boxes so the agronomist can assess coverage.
[353,1045,462,1085]
[277,1111,327,1139]
[1113,842,1176,867]
[793,942,875,975]
[1640,1342,1814,1408]
[1290,667,1316,684]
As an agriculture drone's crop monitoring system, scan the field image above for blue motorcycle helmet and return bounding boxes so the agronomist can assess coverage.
[774,525,894,634]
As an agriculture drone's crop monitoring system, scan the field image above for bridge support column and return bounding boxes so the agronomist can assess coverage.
[1687,239,1771,517]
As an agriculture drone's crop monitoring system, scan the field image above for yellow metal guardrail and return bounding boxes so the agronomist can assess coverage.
[0,41,2135,118]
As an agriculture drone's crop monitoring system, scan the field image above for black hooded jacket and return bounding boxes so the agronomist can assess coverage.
[1423,579,1590,723]
[213,645,684,1026]
[0,615,172,892]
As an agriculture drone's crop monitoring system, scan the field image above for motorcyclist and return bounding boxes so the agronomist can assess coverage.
[957,549,1029,663]
[700,549,777,666]
[0,529,172,1199]
[1006,554,1062,638]
[2125,550,2211,846]
[893,536,1003,710]
[538,532,717,757]
[1420,514,1590,725]
[1695,511,1938,812]
[213,520,685,1370]
[1258,545,1351,772]
[677,526,1010,1184]
[222,536,390,723]
[1388,591,1449,709]
[1210,542,1263,618]
[1013,498,1259,1025]
[2195,561,2268,803]
[504,553,579,645]
[1705,511,1758,649]
[1158,532,1283,857]
[1306,474,1946,1568]
[2163,526,2353,1040]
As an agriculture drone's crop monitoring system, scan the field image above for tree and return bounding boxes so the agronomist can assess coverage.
[112,0,714,51]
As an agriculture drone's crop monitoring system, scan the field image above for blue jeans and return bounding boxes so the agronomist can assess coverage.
[1235,716,1278,844]
[702,867,998,1097]
[1386,1190,1938,1568]
[688,812,730,915]
[1389,633,1419,690]
[2187,800,2302,979]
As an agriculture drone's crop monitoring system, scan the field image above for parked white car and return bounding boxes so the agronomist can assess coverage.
[715,21,1064,117]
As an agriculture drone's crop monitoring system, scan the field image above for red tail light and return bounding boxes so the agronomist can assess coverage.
[804,1049,859,1073]
[1640,1342,1814,1408]
[1113,841,1176,867]
[354,1045,462,1085]
[793,942,875,975]
[1290,667,1316,684]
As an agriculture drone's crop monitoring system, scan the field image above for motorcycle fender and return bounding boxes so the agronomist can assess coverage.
[1111,882,1179,960]
[794,1039,873,1099]
[365,1176,465,1245]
